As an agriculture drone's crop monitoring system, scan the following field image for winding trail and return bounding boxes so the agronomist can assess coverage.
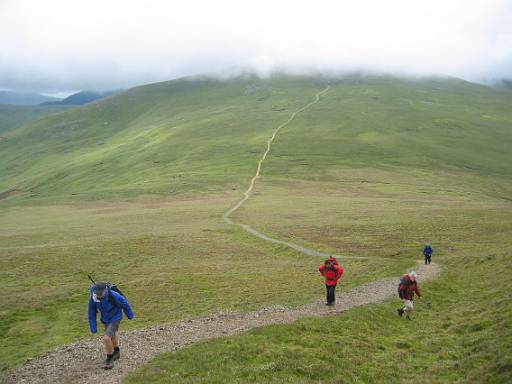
[3,263,440,384]
[222,85,368,260]
[1,86,442,384]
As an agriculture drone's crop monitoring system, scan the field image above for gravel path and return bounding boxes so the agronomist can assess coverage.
[2,262,440,384]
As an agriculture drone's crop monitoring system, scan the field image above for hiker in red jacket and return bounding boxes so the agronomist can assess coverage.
[319,257,344,306]
[397,271,421,320]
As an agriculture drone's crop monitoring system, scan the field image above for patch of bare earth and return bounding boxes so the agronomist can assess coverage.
[0,189,17,200]
[1,262,439,384]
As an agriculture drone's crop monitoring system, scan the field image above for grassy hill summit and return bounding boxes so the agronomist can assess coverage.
[1,75,511,382]
[1,74,511,203]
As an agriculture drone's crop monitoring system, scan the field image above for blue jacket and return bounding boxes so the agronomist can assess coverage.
[88,287,134,333]
[423,245,433,256]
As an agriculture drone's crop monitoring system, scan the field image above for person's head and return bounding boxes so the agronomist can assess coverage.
[427,243,432,247]
[409,271,417,281]
[92,282,107,301]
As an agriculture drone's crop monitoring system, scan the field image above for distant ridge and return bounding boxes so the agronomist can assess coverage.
[0,91,61,106]
[41,90,117,106]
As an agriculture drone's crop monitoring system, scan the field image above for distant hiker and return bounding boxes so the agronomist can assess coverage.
[319,256,344,306]
[397,271,421,320]
[423,243,433,265]
[88,282,134,369]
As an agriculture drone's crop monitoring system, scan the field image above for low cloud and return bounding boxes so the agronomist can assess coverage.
[1,0,511,92]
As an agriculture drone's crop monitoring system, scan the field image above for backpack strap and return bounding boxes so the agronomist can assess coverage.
[107,288,121,307]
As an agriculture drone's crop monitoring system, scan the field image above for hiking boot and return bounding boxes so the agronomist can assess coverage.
[406,316,412,321]
[397,308,404,317]
[103,356,114,370]
[112,349,120,361]
[326,302,334,306]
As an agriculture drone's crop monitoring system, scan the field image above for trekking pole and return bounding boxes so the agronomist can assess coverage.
[87,274,96,285]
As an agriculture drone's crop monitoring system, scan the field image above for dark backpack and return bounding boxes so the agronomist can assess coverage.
[324,259,337,271]
[105,283,125,307]
[397,275,413,299]
[88,275,126,307]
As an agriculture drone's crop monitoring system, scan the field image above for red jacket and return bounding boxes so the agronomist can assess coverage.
[319,258,344,286]
[398,274,421,300]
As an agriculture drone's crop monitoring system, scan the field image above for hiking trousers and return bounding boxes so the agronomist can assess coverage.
[424,255,431,264]
[326,284,337,304]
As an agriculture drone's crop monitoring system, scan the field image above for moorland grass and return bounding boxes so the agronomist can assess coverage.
[126,249,512,384]
[0,195,409,370]
[0,105,69,134]
[1,75,511,379]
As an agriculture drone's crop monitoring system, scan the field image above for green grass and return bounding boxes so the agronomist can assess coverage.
[0,77,326,202]
[126,250,512,384]
[2,75,510,204]
[1,74,511,380]
[0,195,409,370]
[0,104,70,134]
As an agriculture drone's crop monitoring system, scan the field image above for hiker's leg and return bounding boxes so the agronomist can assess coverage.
[103,321,120,355]
[326,285,336,304]
[325,284,329,303]
[111,333,119,349]
[331,284,337,303]
[403,300,413,318]
[103,335,114,355]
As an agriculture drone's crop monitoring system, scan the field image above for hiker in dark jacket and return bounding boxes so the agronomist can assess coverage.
[397,271,421,320]
[88,282,134,369]
[319,256,344,306]
[423,243,433,264]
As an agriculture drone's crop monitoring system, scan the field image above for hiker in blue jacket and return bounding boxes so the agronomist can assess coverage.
[423,243,433,265]
[88,282,134,369]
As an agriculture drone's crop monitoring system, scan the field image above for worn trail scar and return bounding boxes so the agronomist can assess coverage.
[223,85,365,260]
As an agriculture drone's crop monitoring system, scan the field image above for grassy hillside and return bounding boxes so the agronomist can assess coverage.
[2,75,510,203]
[0,104,69,134]
[1,75,511,380]
[127,251,512,384]
[0,77,326,202]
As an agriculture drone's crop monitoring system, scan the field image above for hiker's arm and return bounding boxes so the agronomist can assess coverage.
[318,265,325,276]
[116,293,134,319]
[88,298,97,333]
[337,266,344,280]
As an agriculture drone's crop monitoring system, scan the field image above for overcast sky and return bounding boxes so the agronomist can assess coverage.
[1,0,511,93]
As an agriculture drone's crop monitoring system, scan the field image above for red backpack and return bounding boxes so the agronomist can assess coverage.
[397,275,414,299]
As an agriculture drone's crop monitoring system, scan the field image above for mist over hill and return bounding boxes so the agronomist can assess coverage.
[0,91,61,106]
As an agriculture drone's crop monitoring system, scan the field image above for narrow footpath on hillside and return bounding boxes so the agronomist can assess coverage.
[2,86,441,384]
[4,263,440,384]
[223,84,366,260]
